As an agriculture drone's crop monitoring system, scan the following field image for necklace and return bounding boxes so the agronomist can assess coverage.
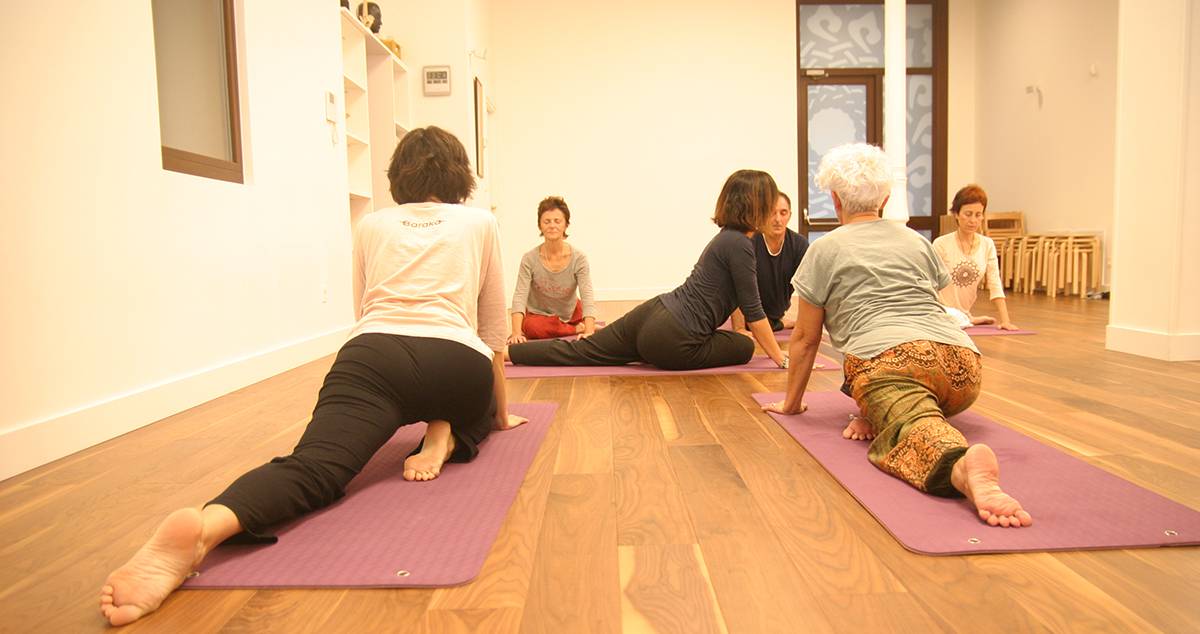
[765,235,785,257]
[957,231,977,254]
[539,243,570,270]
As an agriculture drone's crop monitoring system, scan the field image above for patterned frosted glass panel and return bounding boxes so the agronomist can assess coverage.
[799,5,934,68]
[907,74,933,217]
[800,5,881,68]
[808,84,867,220]
[907,5,933,67]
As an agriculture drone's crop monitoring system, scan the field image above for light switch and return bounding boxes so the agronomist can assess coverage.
[325,91,337,123]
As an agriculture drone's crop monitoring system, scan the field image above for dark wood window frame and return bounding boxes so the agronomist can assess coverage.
[158,0,244,184]
[795,0,947,237]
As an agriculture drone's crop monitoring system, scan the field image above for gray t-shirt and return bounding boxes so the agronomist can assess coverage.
[510,245,597,320]
[791,220,978,359]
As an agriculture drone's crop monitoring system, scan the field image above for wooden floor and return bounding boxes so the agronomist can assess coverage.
[3,294,1200,632]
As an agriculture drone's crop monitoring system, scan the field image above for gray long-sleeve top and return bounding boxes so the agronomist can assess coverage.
[510,245,597,320]
[659,228,767,336]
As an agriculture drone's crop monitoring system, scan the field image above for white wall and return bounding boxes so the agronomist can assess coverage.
[1106,0,1200,361]
[0,2,354,480]
[488,0,800,300]
[1183,0,1200,337]
[373,0,489,209]
[947,0,978,192]
[974,0,1118,282]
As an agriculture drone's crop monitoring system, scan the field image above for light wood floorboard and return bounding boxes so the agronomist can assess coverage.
[2,294,1199,632]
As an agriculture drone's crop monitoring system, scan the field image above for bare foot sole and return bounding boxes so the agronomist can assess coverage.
[951,444,1033,527]
[403,421,456,481]
[100,508,203,626]
[970,315,997,325]
[842,415,875,441]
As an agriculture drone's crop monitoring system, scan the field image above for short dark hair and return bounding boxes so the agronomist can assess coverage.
[712,170,779,232]
[387,126,476,205]
[778,191,791,208]
[537,196,571,238]
[951,184,988,214]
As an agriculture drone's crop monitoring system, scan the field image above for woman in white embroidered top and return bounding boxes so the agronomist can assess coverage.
[932,185,1019,331]
[99,127,526,626]
[507,196,598,344]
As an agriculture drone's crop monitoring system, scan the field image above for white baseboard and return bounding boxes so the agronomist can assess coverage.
[0,326,350,483]
[1105,325,1200,361]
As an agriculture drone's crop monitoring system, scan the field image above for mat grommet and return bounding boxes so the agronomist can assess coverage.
[1164,529,1178,536]
[395,570,411,577]
[967,537,981,544]
[186,571,200,578]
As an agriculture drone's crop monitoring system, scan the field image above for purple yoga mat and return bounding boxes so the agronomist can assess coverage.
[183,402,557,588]
[754,391,1200,555]
[965,325,1036,336]
[505,354,839,379]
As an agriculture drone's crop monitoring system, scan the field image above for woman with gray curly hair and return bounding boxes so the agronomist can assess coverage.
[762,143,1031,528]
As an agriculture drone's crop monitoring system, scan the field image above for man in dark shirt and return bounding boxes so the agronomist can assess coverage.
[731,192,809,332]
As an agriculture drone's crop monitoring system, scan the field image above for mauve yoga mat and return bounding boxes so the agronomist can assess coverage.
[183,402,557,588]
[753,391,1200,555]
[965,325,1036,336]
[505,354,839,379]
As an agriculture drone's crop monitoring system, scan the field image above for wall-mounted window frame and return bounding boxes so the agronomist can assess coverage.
[795,0,947,238]
[152,0,244,184]
[473,77,485,178]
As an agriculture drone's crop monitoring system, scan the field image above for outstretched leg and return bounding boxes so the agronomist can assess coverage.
[951,444,1033,527]
[100,505,241,626]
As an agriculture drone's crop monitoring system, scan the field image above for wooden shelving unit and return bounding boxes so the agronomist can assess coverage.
[339,8,413,227]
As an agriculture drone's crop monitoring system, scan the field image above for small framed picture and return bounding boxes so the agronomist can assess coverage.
[423,66,451,96]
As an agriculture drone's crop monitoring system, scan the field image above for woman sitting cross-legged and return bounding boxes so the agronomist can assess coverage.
[507,169,789,371]
[933,184,1019,330]
[507,196,598,344]
[99,126,528,626]
[762,143,1032,528]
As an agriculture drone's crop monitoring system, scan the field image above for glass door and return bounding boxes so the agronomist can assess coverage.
[798,72,882,239]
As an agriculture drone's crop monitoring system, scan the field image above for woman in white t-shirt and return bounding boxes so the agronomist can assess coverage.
[932,185,1018,331]
[99,127,526,626]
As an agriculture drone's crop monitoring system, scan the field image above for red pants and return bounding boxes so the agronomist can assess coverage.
[522,300,584,339]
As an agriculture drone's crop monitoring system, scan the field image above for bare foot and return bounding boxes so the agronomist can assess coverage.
[842,415,875,441]
[950,444,1033,527]
[404,421,456,481]
[494,413,529,431]
[100,508,203,626]
[970,315,997,325]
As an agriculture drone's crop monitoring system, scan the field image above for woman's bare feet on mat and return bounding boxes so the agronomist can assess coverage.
[951,444,1033,527]
[494,414,529,431]
[842,415,875,441]
[100,508,203,626]
[404,420,456,481]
